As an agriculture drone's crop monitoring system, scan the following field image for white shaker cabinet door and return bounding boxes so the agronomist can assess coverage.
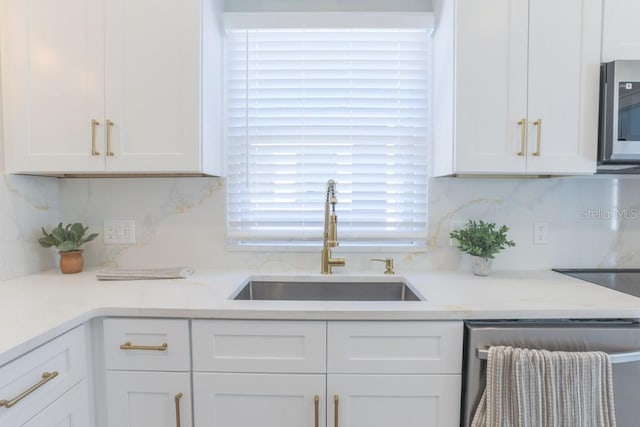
[103,0,202,173]
[1,0,220,175]
[327,374,461,427]
[21,380,90,427]
[602,0,640,61]
[453,0,528,174]
[0,0,105,173]
[436,0,600,176]
[525,0,601,174]
[106,371,192,427]
[193,373,325,427]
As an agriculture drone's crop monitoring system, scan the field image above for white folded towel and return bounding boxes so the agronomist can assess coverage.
[471,346,616,427]
[96,266,194,280]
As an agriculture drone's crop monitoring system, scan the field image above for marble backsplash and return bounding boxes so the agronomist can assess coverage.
[0,175,59,280]
[38,175,640,275]
[0,74,61,280]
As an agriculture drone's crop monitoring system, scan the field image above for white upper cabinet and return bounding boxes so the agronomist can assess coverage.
[1,0,104,173]
[0,0,222,176]
[602,0,640,61]
[432,0,601,176]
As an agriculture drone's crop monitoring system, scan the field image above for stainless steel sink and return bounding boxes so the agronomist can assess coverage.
[233,279,422,301]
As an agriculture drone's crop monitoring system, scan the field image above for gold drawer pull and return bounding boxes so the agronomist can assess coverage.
[532,118,542,156]
[333,394,339,427]
[119,341,168,351]
[106,119,115,156]
[0,371,59,408]
[175,392,183,427]
[517,118,526,156]
[314,395,319,427]
[91,119,101,156]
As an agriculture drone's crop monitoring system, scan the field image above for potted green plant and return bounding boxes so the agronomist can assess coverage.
[39,222,99,274]
[449,220,515,276]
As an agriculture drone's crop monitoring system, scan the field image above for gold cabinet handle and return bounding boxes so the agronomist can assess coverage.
[174,392,183,427]
[106,119,115,156]
[91,119,101,156]
[0,371,59,408]
[333,394,339,427]
[517,118,526,156]
[532,118,542,156]
[314,395,319,427]
[119,341,168,351]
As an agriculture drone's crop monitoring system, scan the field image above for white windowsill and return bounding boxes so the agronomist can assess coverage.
[226,241,427,253]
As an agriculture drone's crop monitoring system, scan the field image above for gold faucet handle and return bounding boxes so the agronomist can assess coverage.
[371,258,394,275]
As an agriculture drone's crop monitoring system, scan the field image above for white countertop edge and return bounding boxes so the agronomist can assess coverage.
[2,268,640,367]
[4,304,640,368]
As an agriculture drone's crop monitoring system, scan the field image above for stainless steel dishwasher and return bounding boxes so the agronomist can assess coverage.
[462,319,640,427]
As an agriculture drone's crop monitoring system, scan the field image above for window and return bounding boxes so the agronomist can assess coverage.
[226,26,430,248]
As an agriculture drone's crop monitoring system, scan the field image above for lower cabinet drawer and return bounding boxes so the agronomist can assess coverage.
[0,324,87,426]
[327,321,463,374]
[103,318,190,371]
[192,320,326,373]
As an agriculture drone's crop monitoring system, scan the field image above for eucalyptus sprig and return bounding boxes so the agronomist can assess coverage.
[449,220,515,260]
[39,222,99,252]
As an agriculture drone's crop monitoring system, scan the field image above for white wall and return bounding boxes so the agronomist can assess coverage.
[57,175,640,274]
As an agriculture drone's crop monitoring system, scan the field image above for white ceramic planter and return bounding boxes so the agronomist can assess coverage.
[470,256,492,276]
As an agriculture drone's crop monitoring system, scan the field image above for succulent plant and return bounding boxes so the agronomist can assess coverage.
[39,222,99,252]
[449,220,515,261]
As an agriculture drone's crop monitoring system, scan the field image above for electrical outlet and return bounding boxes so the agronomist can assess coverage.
[449,220,466,246]
[104,220,136,244]
[533,221,548,244]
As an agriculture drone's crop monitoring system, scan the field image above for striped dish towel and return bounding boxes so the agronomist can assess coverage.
[96,266,194,280]
[471,346,616,427]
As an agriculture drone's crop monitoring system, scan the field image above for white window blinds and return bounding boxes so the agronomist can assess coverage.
[226,28,430,246]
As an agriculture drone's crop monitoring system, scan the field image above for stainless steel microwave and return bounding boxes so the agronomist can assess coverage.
[598,60,640,173]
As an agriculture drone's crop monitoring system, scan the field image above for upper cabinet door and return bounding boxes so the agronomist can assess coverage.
[1,0,105,174]
[103,0,202,173]
[453,0,528,174]
[433,0,600,176]
[2,0,222,176]
[602,0,640,61]
[526,0,601,174]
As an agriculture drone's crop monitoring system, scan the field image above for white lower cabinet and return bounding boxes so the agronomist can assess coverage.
[100,318,463,427]
[21,380,90,427]
[193,373,325,427]
[0,325,89,427]
[192,372,461,427]
[191,320,463,427]
[103,318,192,427]
[327,374,461,427]
[105,371,192,427]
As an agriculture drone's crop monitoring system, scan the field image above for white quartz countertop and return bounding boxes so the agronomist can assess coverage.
[1,268,639,366]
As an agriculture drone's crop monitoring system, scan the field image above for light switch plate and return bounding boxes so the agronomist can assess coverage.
[104,220,136,244]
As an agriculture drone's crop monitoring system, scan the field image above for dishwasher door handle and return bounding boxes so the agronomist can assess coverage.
[476,348,640,364]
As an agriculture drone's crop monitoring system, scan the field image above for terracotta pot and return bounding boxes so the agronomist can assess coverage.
[59,250,84,274]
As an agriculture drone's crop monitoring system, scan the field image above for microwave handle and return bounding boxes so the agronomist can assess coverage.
[476,347,640,364]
